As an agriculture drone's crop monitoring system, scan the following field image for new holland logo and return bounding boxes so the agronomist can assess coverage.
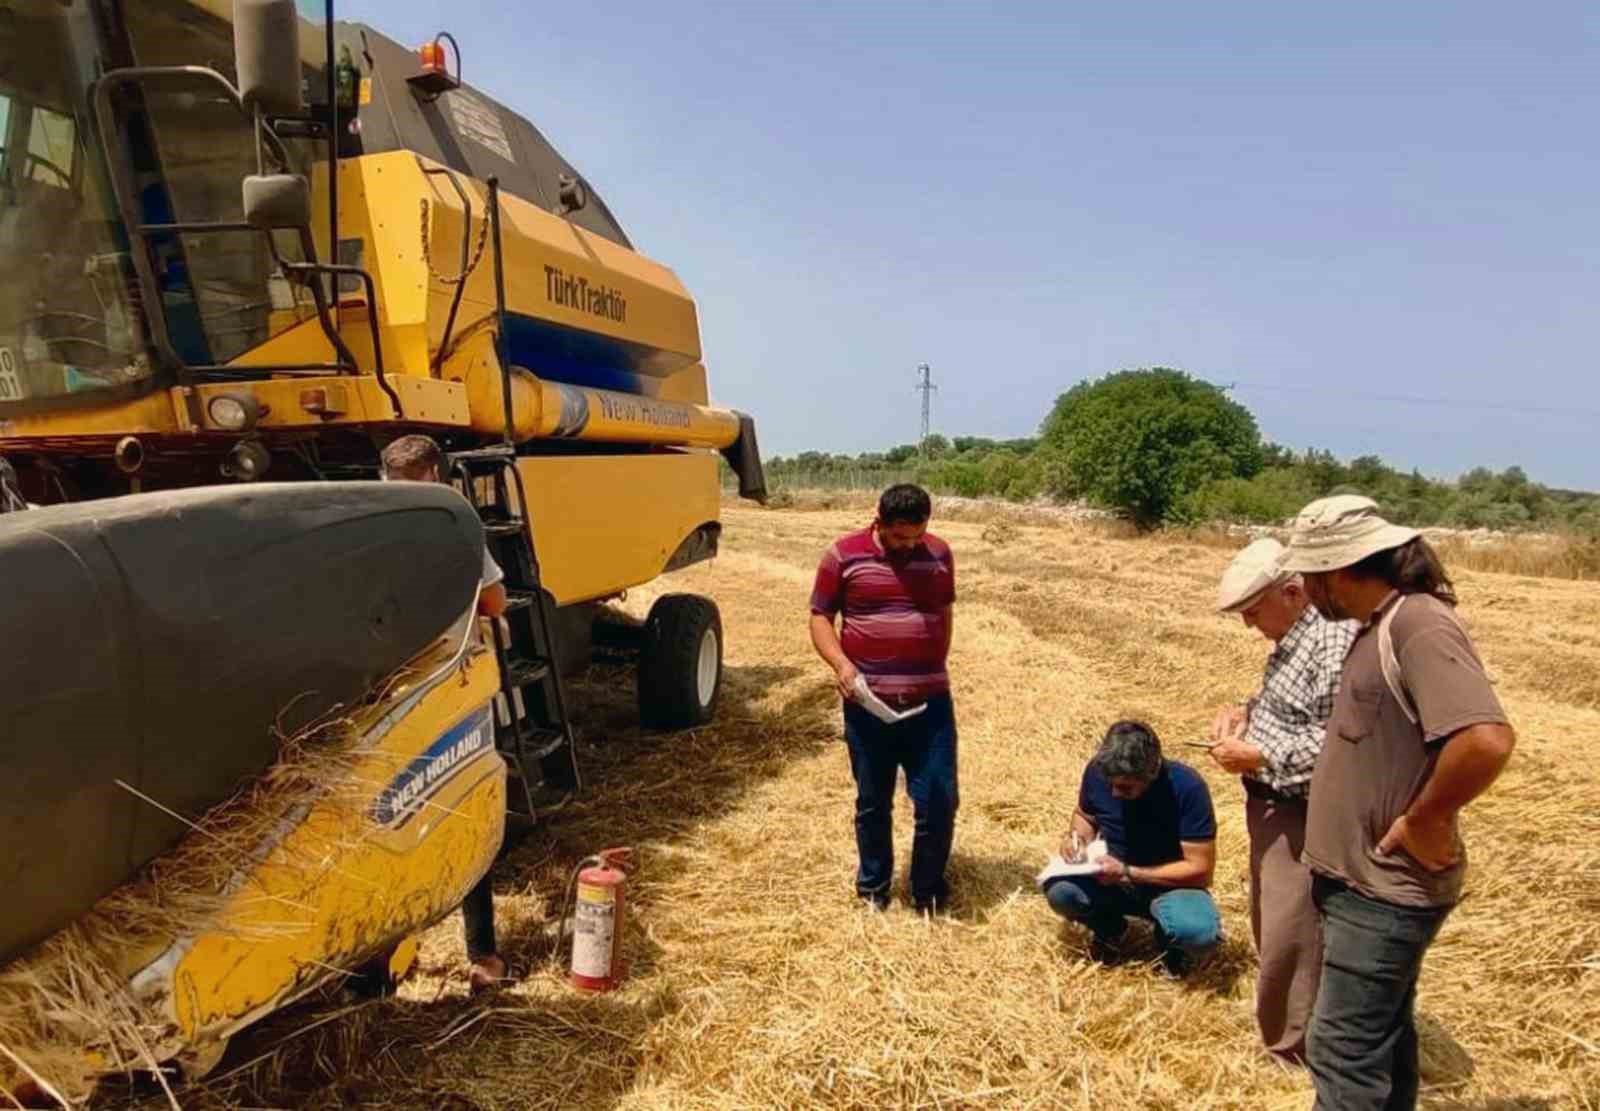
[371,706,493,829]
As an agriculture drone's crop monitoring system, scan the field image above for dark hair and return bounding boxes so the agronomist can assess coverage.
[1094,720,1163,780]
[381,434,444,481]
[1348,537,1457,607]
[878,483,931,526]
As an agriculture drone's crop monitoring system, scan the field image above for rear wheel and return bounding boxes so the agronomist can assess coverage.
[638,594,722,730]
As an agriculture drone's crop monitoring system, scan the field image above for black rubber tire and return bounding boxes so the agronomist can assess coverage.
[637,594,722,730]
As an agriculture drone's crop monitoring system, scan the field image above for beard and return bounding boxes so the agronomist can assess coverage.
[1304,577,1349,622]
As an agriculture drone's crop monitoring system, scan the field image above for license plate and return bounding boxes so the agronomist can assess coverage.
[0,347,21,402]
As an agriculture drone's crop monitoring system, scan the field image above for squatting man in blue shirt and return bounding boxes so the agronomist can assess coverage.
[1043,720,1221,976]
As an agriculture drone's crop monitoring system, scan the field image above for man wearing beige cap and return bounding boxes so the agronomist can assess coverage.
[1279,495,1516,1111]
[1211,537,1355,1061]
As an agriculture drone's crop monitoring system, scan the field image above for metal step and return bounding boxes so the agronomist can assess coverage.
[528,730,569,760]
[447,444,581,802]
[504,656,551,687]
[500,729,569,766]
[451,446,518,467]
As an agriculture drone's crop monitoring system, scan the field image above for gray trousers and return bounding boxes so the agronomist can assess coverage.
[1307,876,1451,1110]
[1247,791,1322,1058]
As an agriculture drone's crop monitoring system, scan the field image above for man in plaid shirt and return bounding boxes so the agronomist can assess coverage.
[1210,538,1356,1061]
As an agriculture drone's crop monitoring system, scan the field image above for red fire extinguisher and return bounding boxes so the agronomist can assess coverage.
[562,847,632,992]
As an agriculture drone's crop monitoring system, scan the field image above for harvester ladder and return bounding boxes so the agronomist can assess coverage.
[451,447,582,822]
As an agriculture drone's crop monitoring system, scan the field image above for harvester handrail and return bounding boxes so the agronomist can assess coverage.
[417,161,491,373]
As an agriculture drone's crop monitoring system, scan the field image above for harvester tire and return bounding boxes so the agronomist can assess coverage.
[638,594,722,730]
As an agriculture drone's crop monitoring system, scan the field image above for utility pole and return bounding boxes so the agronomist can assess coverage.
[916,362,937,449]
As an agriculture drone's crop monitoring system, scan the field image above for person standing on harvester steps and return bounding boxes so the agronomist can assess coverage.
[382,434,511,994]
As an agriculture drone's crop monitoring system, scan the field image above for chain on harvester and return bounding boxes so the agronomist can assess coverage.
[419,196,491,286]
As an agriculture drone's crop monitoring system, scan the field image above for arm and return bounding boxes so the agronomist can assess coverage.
[1378,616,1515,870]
[1379,722,1516,869]
[1214,626,1348,781]
[1099,839,1215,890]
[939,548,955,658]
[478,582,508,619]
[478,550,508,620]
[1113,845,1209,896]
[809,612,859,700]
[1100,768,1217,886]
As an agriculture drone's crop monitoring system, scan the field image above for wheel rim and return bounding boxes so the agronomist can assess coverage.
[696,626,719,707]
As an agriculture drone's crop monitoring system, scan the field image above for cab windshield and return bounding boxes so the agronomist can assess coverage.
[0,1,145,409]
[0,0,330,414]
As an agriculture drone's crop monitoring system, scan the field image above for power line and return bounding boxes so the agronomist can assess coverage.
[1213,379,1600,421]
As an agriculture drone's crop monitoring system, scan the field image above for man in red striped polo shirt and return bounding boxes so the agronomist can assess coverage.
[809,484,958,914]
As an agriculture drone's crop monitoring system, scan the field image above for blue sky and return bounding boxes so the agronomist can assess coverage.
[345,1,1600,490]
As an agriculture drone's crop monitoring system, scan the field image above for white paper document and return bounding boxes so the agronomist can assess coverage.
[1036,839,1109,887]
[852,675,928,724]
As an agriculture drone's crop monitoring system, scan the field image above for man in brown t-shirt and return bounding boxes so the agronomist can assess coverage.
[1280,495,1516,1111]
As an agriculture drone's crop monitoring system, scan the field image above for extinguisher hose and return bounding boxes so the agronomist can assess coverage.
[552,854,604,970]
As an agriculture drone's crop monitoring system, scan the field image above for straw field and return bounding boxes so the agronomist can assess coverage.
[100,499,1598,1110]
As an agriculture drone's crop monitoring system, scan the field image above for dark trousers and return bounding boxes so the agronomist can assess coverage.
[1307,875,1451,1111]
[462,873,497,961]
[842,692,958,904]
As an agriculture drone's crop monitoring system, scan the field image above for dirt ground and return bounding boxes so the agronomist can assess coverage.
[119,501,1599,1110]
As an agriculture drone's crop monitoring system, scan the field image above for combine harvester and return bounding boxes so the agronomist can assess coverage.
[0,0,763,1098]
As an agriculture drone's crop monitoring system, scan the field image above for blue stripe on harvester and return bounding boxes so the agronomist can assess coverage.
[501,312,693,397]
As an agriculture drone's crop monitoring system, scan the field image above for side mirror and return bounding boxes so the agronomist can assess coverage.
[234,0,303,117]
[243,173,311,229]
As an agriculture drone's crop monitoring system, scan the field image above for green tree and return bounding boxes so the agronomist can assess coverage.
[1178,466,1319,525]
[1347,454,1390,491]
[980,449,1025,498]
[1261,441,1297,469]
[1301,449,1347,493]
[1040,368,1264,527]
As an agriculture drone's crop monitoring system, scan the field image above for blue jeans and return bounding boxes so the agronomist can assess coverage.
[842,692,958,904]
[1044,876,1221,960]
[1307,876,1451,1111]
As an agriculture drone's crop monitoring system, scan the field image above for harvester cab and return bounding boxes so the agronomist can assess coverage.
[0,0,763,1098]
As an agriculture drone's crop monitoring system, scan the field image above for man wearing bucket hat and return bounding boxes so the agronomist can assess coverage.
[1279,495,1516,1111]
[1211,537,1356,1061]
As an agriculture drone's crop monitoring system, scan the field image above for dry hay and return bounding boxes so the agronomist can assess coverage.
[0,682,413,1109]
[755,488,1600,584]
[89,504,1600,1110]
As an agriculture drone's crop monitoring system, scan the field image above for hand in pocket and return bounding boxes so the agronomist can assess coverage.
[1377,814,1459,873]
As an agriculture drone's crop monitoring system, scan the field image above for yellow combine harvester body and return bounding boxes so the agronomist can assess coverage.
[0,0,759,1094]
[0,4,752,605]
[138,645,506,1077]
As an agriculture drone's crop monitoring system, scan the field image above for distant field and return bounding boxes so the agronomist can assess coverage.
[125,500,1599,1110]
